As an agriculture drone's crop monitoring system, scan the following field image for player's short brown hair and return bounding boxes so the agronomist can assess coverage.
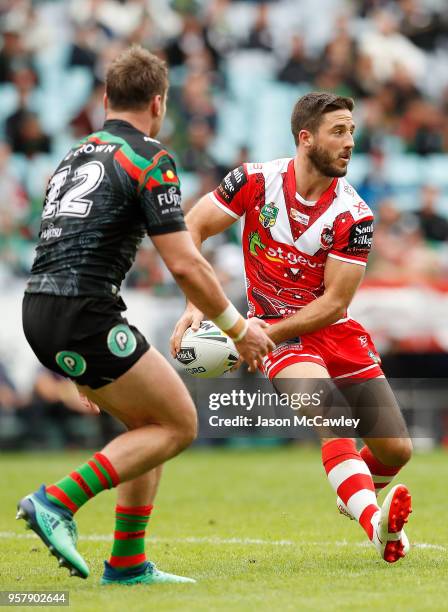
[291,92,354,146]
[106,46,169,111]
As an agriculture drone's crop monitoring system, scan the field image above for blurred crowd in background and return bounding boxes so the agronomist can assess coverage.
[1,0,448,448]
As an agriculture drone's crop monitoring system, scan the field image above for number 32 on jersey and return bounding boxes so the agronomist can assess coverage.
[42,161,105,220]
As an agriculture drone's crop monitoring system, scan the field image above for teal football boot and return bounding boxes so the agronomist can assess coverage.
[100,560,196,585]
[16,485,89,579]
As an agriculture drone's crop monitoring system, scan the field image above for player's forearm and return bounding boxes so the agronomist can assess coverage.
[186,222,204,252]
[183,222,206,310]
[266,292,346,345]
[171,255,231,319]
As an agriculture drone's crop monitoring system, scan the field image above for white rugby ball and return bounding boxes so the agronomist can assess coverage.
[176,320,239,378]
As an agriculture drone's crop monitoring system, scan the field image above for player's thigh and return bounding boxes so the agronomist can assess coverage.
[273,361,329,416]
[273,362,352,443]
[339,375,412,464]
[274,362,330,380]
[273,362,330,401]
[77,346,197,432]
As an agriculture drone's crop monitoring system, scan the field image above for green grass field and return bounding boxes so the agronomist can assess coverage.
[1,447,447,611]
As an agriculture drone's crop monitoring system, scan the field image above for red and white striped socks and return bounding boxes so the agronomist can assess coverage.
[322,439,379,540]
[360,446,401,495]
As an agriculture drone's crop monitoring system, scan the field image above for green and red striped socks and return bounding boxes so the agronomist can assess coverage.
[46,452,120,514]
[109,504,153,570]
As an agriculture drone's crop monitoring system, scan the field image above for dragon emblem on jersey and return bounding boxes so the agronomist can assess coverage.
[248,231,266,256]
[319,224,335,250]
[259,203,278,228]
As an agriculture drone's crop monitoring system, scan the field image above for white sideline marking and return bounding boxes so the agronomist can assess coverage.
[0,531,445,550]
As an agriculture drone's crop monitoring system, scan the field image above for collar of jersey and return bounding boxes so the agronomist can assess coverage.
[295,192,317,207]
[285,159,338,210]
[103,118,145,135]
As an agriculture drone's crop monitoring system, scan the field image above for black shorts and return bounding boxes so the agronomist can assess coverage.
[22,293,150,389]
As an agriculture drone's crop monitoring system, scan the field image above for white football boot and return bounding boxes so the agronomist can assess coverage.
[337,485,411,562]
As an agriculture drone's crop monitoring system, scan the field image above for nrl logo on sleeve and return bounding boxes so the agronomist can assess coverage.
[176,347,197,365]
[259,203,279,228]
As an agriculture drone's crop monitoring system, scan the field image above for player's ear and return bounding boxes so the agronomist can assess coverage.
[152,95,163,118]
[298,129,313,148]
[103,93,108,112]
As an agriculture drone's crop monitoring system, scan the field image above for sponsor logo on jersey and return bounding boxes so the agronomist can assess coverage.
[259,203,279,228]
[107,324,137,358]
[265,245,325,268]
[290,208,309,225]
[41,223,62,241]
[217,166,247,203]
[156,185,182,211]
[354,201,369,215]
[55,351,87,377]
[66,143,117,160]
[344,184,355,197]
[176,347,197,365]
[346,219,373,254]
[271,338,303,358]
[319,224,335,250]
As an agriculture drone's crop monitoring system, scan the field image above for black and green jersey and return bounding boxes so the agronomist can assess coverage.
[26,119,186,297]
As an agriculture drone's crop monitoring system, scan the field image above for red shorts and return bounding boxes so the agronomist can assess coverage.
[261,319,383,381]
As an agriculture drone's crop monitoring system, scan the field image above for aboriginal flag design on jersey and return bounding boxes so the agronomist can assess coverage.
[27,119,186,298]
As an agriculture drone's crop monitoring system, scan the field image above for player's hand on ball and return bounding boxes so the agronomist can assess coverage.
[170,303,204,357]
[235,318,275,372]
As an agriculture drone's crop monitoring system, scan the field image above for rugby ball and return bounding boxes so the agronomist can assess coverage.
[176,321,239,378]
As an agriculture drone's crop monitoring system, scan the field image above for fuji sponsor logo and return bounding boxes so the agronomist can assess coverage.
[157,186,181,208]
[41,224,62,240]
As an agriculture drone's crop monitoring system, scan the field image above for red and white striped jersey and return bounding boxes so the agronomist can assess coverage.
[209,157,374,320]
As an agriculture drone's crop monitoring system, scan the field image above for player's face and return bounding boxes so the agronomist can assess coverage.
[307,110,355,178]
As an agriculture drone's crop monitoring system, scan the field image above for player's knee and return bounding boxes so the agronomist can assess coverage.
[379,438,413,467]
[395,438,413,466]
[172,405,198,452]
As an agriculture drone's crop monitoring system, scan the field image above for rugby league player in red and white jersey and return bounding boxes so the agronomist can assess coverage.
[171,93,413,563]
